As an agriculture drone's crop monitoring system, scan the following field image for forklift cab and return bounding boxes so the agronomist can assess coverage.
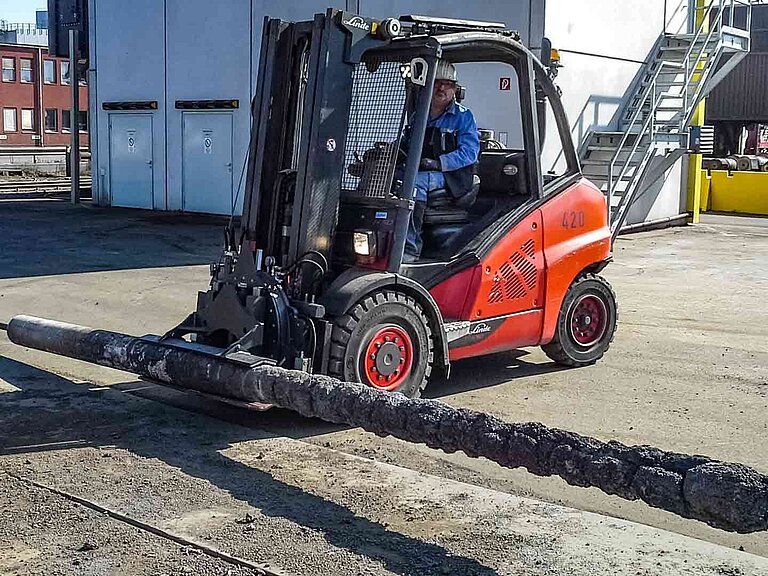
[331,16,581,278]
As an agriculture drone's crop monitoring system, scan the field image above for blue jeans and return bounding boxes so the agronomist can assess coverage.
[406,171,445,257]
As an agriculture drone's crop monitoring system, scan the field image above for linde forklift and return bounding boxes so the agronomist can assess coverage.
[166,9,618,399]
[19,10,619,400]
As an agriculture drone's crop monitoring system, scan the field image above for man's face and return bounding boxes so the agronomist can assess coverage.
[432,79,456,112]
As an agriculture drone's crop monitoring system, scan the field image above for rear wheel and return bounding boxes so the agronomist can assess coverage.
[542,273,617,367]
[329,290,434,398]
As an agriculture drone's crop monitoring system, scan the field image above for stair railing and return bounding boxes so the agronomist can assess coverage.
[682,0,753,126]
[607,59,681,223]
[608,0,753,230]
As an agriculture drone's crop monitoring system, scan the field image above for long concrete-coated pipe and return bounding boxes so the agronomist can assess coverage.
[7,314,768,534]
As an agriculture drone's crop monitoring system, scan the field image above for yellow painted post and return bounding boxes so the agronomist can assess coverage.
[686,0,709,224]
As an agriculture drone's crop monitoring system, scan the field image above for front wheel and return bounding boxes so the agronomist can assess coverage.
[328,290,434,398]
[542,273,618,367]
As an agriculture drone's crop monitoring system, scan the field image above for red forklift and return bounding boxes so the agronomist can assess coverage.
[146,10,617,399]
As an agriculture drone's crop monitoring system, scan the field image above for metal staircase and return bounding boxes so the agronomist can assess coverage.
[580,0,753,238]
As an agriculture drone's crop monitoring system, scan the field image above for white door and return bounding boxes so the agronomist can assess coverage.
[182,112,234,214]
[109,114,154,209]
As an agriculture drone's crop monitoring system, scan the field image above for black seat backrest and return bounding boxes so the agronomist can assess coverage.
[477,150,527,196]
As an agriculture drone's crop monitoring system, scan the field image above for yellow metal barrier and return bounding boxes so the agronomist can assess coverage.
[699,170,768,215]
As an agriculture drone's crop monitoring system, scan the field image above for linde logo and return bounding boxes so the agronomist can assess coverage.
[344,16,370,31]
[470,322,492,335]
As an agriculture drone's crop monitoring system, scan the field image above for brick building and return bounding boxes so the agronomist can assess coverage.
[0,43,88,147]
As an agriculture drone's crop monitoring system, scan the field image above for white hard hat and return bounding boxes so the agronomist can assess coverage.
[435,60,457,82]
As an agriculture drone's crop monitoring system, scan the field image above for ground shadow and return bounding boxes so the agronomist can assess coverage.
[97,348,569,443]
[0,199,228,279]
[0,356,501,576]
[425,349,568,399]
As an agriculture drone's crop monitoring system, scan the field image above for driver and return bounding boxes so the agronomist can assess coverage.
[404,60,480,263]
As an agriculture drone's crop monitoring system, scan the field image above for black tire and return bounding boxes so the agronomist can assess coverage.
[542,273,618,367]
[329,290,434,398]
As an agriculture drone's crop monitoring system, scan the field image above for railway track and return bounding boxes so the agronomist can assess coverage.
[0,178,92,193]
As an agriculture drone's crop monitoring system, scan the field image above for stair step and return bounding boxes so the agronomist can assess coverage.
[629,93,685,105]
[659,44,717,53]
[640,80,700,89]
[582,169,638,180]
[647,106,685,112]
[668,32,731,41]
[582,158,641,166]
[648,61,685,71]
[586,145,629,152]
[583,145,650,156]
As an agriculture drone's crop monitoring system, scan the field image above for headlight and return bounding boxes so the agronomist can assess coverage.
[353,231,376,256]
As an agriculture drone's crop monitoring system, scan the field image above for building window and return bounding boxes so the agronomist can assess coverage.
[2,58,15,82]
[44,60,55,84]
[62,110,71,132]
[61,60,70,85]
[78,110,88,132]
[21,109,34,131]
[45,109,57,132]
[20,59,32,83]
[4,108,17,132]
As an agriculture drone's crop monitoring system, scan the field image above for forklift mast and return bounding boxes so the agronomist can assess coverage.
[241,10,402,269]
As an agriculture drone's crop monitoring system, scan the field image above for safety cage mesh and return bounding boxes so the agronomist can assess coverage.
[342,60,411,198]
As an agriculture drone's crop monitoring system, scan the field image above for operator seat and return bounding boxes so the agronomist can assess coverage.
[421,151,528,257]
[423,174,480,225]
[421,175,480,252]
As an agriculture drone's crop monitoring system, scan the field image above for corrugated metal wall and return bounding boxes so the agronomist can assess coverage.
[707,54,768,122]
[707,4,768,122]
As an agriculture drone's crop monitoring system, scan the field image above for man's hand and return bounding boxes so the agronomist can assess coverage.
[419,158,441,172]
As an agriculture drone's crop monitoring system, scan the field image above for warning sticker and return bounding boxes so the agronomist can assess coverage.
[203,130,213,155]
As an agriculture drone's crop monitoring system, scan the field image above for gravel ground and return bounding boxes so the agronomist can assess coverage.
[2,362,766,576]
[0,201,766,573]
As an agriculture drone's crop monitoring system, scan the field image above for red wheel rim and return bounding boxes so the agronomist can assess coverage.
[362,325,413,391]
[569,294,608,347]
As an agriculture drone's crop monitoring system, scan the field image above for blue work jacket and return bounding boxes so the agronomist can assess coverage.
[428,101,480,172]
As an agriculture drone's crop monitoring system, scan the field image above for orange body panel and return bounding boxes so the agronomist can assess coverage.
[538,178,611,344]
[431,177,611,361]
[464,210,545,321]
[428,265,482,320]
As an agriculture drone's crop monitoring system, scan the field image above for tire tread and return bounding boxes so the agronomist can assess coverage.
[328,289,434,397]
[542,273,618,367]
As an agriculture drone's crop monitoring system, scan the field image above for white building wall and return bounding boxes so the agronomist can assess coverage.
[91,0,346,214]
[361,1,545,148]
[91,0,167,210]
[164,0,252,212]
[91,0,689,220]
[543,0,692,224]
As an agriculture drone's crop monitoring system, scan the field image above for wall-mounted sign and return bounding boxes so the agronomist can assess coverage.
[203,131,213,155]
